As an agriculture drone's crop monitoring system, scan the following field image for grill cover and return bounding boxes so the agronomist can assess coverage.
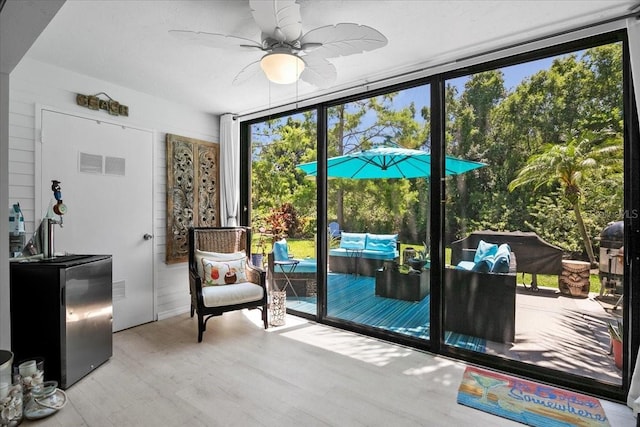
[450,230,564,275]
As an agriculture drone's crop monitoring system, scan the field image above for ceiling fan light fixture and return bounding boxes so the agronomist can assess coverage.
[260,52,305,84]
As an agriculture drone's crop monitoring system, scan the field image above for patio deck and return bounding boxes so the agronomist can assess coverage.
[284,273,622,386]
[486,285,622,384]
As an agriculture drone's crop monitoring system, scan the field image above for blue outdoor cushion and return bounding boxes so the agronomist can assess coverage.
[455,261,476,271]
[295,258,317,273]
[365,233,397,252]
[273,239,289,261]
[361,249,397,259]
[340,232,367,250]
[472,258,492,273]
[491,243,511,273]
[474,240,498,263]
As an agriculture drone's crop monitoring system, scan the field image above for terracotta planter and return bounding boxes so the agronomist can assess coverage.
[612,338,623,369]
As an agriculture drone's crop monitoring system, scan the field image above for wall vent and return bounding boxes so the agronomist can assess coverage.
[105,156,126,176]
[79,152,103,174]
[113,280,126,300]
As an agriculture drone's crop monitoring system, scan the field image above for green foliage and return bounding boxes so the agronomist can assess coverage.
[252,226,269,256]
[328,228,341,250]
[265,202,300,239]
[250,42,624,269]
[508,129,622,263]
[412,242,430,261]
[251,113,318,226]
[525,194,581,252]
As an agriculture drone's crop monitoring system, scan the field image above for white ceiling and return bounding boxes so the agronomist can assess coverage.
[18,0,640,117]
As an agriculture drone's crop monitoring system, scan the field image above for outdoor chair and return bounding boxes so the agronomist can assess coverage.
[188,226,268,342]
[328,221,342,239]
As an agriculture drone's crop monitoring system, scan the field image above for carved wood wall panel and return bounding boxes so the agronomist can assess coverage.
[166,133,220,263]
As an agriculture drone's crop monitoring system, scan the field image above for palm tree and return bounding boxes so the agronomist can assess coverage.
[508,129,622,266]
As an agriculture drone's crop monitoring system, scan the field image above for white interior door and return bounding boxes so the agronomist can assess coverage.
[40,109,154,331]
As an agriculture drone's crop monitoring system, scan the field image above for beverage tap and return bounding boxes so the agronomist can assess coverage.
[44,180,67,258]
[51,180,67,226]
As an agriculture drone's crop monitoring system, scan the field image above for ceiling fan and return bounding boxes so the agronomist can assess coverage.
[169,0,388,88]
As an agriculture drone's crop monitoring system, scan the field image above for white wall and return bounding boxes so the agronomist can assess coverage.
[0,0,66,354]
[8,58,219,327]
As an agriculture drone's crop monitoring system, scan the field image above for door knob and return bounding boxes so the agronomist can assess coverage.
[143,233,153,240]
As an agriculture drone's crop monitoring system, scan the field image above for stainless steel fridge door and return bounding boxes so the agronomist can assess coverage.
[63,257,113,388]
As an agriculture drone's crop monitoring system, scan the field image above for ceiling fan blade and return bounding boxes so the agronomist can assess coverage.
[249,0,302,43]
[232,60,263,86]
[300,42,323,53]
[169,29,263,50]
[299,23,387,59]
[300,56,336,89]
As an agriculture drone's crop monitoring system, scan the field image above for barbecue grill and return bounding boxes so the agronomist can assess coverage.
[597,220,624,295]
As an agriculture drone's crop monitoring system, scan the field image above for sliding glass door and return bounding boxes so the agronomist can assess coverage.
[443,42,625,386]
[243,30,636,400]
[323,86,433,341]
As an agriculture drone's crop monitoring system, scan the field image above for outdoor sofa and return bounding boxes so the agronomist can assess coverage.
[444,240,517,343]
[450,230,563,290]
[329,232,400,276]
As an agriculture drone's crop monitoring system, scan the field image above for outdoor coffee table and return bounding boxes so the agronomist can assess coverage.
[345,248,363,276]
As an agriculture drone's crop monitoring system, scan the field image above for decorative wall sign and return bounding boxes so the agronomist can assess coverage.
[166,133,220,263]
[76,92,129,116]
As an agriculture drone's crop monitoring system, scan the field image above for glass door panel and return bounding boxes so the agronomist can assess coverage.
[442,43,624,386]
[250,111,318,315]
[324,85,432,341]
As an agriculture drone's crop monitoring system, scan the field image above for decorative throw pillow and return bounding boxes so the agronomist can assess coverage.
[195,250,245,279]
[491,244,511,273]
[365,233,398,252]
[339,232,367,250]
[474,240,498,263]
[201,257,247,286]
[472,258,492,273]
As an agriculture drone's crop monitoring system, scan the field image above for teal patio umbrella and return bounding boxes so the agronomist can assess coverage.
[297,145,487,249]
[297,146,486,179]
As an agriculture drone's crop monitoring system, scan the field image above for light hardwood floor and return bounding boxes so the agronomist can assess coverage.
[22,310,636,426]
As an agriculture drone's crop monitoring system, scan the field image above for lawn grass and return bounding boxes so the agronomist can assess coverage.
[287,238,316,259]
[259,238,603,294]
[252,236,316,259]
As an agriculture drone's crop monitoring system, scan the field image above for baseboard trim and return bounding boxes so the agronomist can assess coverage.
[157,306,190,321]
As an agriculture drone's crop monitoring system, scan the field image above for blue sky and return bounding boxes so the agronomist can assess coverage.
[450,56,556,94]
[393,56,558,122]
[257,52,569,147]
[345,55,563,149]
[395,57,556,110]
[501,57,555,92]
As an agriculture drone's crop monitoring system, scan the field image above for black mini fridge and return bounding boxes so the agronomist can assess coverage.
[10,255,113,389]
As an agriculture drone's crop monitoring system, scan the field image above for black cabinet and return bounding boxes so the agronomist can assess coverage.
[10,255,113,389]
